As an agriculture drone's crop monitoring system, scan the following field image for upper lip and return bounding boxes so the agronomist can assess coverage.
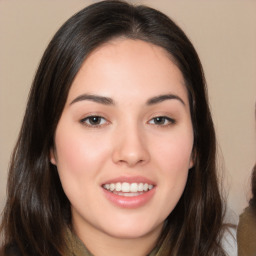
[102,176,156,185]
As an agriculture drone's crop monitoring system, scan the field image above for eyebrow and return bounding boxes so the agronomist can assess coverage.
[70,93,185,106]
[70,94,114,105]
[146,94,185,106]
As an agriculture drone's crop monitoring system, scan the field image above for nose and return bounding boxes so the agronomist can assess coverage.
[112,124,150,167]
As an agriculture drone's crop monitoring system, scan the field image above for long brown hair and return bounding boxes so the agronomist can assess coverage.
[249,105,256,211]
[1,1,227,255]
[249,165,256,210]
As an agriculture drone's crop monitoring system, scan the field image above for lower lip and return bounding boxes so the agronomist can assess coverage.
[102,187,156,209]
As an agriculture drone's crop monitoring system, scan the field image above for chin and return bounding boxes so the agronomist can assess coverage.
[101,219,163,239]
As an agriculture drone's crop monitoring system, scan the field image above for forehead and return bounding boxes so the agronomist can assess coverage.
[84,38,180,76]
[67,38,188,105]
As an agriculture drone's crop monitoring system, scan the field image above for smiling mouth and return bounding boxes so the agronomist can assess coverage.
[102,182,154,196]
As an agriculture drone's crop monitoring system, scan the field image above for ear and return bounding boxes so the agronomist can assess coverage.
[189,150,196,169]
[50,148,57,165]
[189,158,194,169]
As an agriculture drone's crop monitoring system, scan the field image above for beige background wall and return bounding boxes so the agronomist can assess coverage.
[0,0,255,223]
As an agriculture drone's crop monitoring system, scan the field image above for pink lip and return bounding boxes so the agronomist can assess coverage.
[102,176,156,185]
[102,188,156,209]
[101,176,156,209]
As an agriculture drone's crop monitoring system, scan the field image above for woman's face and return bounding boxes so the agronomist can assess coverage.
[51,39,194,241]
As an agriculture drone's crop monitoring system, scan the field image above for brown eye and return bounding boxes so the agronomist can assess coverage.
[81,116,107,127]
[153,117,166,125]
[149,116,175,126]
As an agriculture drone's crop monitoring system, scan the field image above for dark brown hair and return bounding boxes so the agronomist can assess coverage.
[249,165,256,210]
[249,106,256,211]
[1,1,227,255]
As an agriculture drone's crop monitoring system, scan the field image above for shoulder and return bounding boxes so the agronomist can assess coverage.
[237,207,256,240]
[238,206,256,228]
[222,226,237,256]
[237,207,256,256]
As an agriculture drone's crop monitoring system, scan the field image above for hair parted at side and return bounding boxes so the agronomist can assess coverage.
[0,1,227,255]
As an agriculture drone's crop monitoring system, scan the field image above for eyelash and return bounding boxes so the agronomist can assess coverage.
[80,115,175,128]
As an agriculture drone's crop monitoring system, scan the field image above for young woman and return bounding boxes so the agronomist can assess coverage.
[0,1,234,255]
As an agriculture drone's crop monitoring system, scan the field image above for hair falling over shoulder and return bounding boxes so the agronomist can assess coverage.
[1,1,228,255]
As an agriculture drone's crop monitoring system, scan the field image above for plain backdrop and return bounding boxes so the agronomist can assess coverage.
[0,0,255,223]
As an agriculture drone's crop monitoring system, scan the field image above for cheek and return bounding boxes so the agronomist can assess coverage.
[53,127,112,211]
[152,129,193,203]
[154,131,194,171]
[54,126,111,180]
[159,142,191,193]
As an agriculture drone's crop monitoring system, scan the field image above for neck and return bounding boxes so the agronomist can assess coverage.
[72,220,162,256]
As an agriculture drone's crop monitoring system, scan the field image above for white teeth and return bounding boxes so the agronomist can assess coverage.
[138,183,144,192]
[114,192,143,197]
[116,182,121,191]
[122,182,130,192]
[110,183,115,191]
[130,183,138,192]
[103,182,154,193]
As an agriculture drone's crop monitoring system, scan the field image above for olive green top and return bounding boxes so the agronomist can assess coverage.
[65,228,92,256]
[237,207,256,256]
[65,228,158,256]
